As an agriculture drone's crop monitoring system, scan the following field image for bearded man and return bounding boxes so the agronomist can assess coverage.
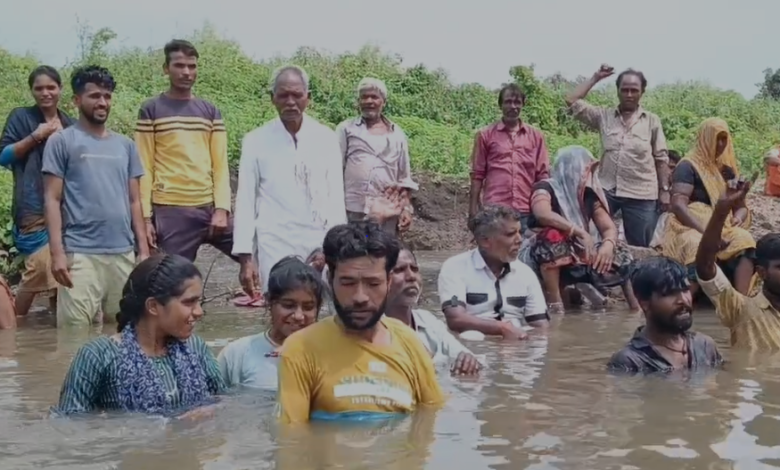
[275,221,445,423]
[608,256,723,374]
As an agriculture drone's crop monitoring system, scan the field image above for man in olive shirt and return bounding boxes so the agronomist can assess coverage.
[695,176,780,351]
[565,64,670,247]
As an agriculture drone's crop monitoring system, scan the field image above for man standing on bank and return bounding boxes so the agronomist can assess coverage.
[469,84,550,231]
[135,40,234,262]
[565,65,670,248]
[43,66,148,327]
[337,77,418,235]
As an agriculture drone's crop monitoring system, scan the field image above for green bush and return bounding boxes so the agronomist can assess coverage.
[0,24,778,273]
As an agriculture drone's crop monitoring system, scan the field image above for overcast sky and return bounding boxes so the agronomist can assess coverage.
[1,0,775,97]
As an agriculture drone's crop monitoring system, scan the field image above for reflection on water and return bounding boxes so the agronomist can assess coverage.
[2,250,780,469]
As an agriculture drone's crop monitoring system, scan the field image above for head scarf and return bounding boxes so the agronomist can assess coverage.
[545,146,608,237]
[685,118,739,203]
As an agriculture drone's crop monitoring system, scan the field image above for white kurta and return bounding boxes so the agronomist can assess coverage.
[232,115,347,290]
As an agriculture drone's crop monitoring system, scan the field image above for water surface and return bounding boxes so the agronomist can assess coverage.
[1,250,779,469]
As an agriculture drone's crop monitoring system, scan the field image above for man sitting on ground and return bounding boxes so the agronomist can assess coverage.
[608,256,722,373]
[437,205,549,340]
[695,175,780,351]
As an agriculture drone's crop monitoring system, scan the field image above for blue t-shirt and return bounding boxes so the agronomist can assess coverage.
[41,125,144,254]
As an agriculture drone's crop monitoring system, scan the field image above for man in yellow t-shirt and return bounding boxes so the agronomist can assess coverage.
[277,221,445,424]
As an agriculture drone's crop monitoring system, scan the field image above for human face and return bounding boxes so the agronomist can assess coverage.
[74,82,112,125]
[330,256,388,331]
[388,250,422,308]
[617,74,643,111]
[715,132,728,158]
[479,219,522,263]
[269,287,319,341]
[757,259,780,297]
[164,51,198,92]
[151,276,204,340]
[359,88,385,121]
[500,91,523,123]
[642,284,693,335]
[272,72,309,124]
[31,74,61,110]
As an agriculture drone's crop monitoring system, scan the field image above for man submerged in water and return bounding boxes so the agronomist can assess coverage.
[608,257,723,374]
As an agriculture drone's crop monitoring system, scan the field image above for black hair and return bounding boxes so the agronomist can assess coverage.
[28,65,62,89]
[322,221,401,276]
[630,257,688,302]
[756,234,780,268]
[468,204,520,239]
[616,69,647,92]
[668,150,682,163]
[266,255,326,311]
[498,83,526,106]
[116,254,202,332]
[164,39,199,65]
[70,65,116,96]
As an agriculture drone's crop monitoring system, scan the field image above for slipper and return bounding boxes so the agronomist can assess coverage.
[233,293,265,308]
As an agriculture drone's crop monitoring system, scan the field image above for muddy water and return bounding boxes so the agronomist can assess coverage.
[2,250,780,469]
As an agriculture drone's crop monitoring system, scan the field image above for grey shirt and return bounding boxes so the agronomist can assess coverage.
[607,326,723,374]
[42,125,144,254]
[217,332,279,391]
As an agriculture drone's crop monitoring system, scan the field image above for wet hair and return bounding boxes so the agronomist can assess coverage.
[266,255,326,310]
[668,150,682,163]
[164,39,199,65]
[28,65,62,89]
[498,83,526,106]
[70,65,116,95]
[116,254,202,332]
[630,257,688,302]
[616,69,647,92]
[469,205,520,240]
[756,234,780,268]
[322,221,401,276]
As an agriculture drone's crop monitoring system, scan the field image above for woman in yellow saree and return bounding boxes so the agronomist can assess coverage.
[661,118,756,295]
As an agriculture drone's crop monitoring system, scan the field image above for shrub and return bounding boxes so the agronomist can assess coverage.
[1,24,778,274]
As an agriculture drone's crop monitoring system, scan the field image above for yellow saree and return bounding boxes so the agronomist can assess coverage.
[660,118,756,267]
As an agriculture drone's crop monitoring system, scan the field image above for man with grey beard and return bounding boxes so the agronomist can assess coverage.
[608,256,722,374]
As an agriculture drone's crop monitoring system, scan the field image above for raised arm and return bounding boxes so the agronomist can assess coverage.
[210,107,231,213]
[565,65,615,129]
[0,109,46,167]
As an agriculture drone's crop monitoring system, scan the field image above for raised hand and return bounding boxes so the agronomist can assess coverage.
[593,64,615,81]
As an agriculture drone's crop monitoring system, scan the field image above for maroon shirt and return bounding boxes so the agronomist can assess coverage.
[470,121,550,213]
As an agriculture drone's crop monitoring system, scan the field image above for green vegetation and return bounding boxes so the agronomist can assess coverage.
[0,24,779,273]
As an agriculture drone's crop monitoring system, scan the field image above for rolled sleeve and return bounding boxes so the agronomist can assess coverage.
[697,266,744,329]
[569,100,604,130]
[651,116,669,163]
[469,131,488,181]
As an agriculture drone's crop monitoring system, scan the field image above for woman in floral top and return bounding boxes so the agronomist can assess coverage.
[54,254,226,416]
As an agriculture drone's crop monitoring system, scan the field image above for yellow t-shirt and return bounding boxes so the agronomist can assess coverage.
[277,316,445,423]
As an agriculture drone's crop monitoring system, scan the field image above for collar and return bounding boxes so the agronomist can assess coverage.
[274,113,311,135]
[612,106,647,118]
[495,120,527,133]
[628,325,693,351]
[355,115,395,130]
[29,105,73,127]
[410,309,428,332]
[471,249,513,278]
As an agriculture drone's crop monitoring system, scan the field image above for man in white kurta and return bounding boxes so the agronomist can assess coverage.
[232,65,347,293]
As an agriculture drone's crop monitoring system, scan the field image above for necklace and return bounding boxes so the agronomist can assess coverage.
[656,341,688,355]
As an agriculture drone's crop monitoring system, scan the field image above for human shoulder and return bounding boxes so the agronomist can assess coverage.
[281,316,338,357]
[522,122,544,137]
[219,333,266,358]
[441,250,473,271]
[307,115,338,137]
[642,109,663,126]
[384,316,423,343]
[475,122,500,138]
[606,345,642,373]
[107,131,134,146]
[76,335,119,360]
[4,106,32,123]
[510,258,537,278]
[335,117,359,133]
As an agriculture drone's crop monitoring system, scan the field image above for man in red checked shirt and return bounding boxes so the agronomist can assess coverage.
[468,83,550,232]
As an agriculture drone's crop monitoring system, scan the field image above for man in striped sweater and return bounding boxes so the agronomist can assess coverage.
[134,40,235,263]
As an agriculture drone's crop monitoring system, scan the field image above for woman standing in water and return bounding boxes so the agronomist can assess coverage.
[218,256,325,391]
[54,254,225,416]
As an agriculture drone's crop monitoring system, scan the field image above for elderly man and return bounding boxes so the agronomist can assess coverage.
[232,65,347,296]
[565,64,669,248]
[438,205,549,340]
[336,77,417,235]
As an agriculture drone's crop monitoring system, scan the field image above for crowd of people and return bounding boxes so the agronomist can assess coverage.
[0,39,779,422]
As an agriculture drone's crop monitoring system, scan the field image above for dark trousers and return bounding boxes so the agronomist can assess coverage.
[604,191,658,248]
[153,204,238,262]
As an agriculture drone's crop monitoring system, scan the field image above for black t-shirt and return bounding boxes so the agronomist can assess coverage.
[671,161,735,205]
[526,181,599,230]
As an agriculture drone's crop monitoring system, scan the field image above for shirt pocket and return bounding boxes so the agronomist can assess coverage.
[506,296,527,308]
[630,126,653,156]
[602,128,623,152]
[465,292,489,305]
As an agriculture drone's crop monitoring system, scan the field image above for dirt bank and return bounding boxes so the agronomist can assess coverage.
[403,173,779,251]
